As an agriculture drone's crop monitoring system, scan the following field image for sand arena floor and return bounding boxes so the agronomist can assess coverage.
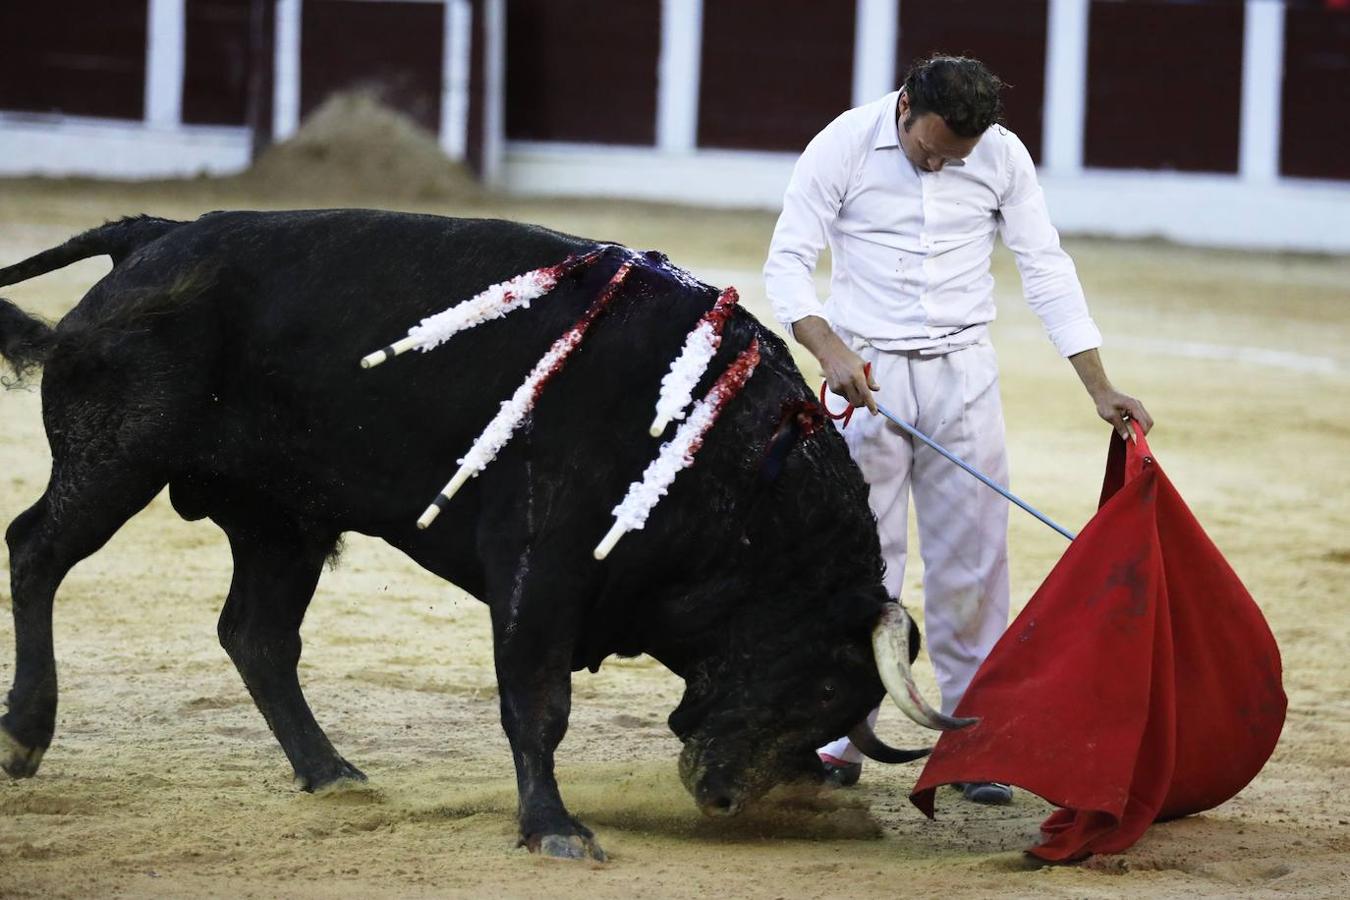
[0,163,1348,898]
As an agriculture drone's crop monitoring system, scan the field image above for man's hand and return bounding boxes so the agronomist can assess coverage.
[1092,388,1153,441]
[1069,348,1153,440]
[792,315,879,414]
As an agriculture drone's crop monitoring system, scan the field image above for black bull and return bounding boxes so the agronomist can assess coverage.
[0,210,929,860]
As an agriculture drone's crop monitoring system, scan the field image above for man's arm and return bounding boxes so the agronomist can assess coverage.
[1068,348,1153,440]
[763,118,853,328]
[764,113,879,409]
[793,315,879,414]
[997,131,1153,438]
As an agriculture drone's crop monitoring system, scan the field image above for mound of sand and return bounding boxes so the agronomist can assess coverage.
[235,92,482,202]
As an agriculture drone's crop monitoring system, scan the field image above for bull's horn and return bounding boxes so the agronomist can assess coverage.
[846,720,930,764]
[873,603,979,731]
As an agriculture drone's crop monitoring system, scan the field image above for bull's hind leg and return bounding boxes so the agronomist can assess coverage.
[2,468,164,777]
[216,516,364,791]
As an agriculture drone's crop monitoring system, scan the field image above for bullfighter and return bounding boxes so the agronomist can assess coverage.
[764,55,1153,803]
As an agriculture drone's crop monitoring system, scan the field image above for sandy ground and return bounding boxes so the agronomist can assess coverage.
[1,168,1348,899]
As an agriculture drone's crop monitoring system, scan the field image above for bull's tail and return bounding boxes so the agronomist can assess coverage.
[0,299,55,384]
[0,215,184,289]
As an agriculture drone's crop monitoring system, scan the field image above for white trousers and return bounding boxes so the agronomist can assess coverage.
[820,339,1011,764]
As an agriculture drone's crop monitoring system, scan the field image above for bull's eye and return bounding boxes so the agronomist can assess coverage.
[820,682,837,707]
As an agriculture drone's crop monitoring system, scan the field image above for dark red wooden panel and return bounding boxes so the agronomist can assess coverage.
[184,0,273,127]
[1084,0,1244,173]
[0,0,147,120]
[505,0,660,145]
[1281,5,1350,180]
[698,0,855,151]
[300,0,444,134]
[897,0,1048,163]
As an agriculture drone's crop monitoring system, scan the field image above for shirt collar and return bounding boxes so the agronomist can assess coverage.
[873,90,968,167]
[873,91,902,150]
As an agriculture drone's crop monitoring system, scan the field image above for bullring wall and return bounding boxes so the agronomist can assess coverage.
[0,0,1347,252]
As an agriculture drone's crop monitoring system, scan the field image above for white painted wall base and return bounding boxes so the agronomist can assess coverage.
[502,141,801,209]
[502,143,1350,255]
[0,114,252,179]
[1,118,1345,255]
[1039,171,1350,255]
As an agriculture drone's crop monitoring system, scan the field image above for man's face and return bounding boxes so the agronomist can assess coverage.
[897,92,982,173]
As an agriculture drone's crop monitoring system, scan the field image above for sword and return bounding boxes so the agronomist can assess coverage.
[873,402,1077,542]
[819,374,1077,541]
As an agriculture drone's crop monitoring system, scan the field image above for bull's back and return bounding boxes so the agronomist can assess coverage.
[50,207,875,616]
[88,210,769,539]
[147,211,603,521]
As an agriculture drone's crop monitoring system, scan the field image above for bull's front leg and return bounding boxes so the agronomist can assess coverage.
[491,612,604,861]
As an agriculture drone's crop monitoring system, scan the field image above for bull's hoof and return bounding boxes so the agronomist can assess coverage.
[526,832,608,863]
[295,758,367,793]
[0,726,45,779]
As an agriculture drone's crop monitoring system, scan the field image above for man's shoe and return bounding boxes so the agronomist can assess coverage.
[819,753,862,788]
[954,781,1014,804]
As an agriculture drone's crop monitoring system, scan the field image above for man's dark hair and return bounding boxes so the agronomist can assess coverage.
[902,55,1005,138]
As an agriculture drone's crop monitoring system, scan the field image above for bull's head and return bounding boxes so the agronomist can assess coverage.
[670,591,972,817]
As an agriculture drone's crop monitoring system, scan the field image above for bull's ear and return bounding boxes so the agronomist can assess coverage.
[668,666,716,740]
[821,585,891,635]
[830,588,893,666]
[668,693,710,741]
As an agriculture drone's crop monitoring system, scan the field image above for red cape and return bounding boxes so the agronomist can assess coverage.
[910,426,1286,861]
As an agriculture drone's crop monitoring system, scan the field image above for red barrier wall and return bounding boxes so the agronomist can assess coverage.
[300,0,445,134]
[505,0,661,145]
[184,0,267,127]
[697,0,855,151]
[897,0,1049,163]
[1084,0,1245,173]
[0,0,148,120]
[1281,4,1350,180]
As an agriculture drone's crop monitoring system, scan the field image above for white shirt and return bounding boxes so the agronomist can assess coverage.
[763,91,1101,357]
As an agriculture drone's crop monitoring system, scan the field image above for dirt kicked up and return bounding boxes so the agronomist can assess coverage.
[0,166,1348,897]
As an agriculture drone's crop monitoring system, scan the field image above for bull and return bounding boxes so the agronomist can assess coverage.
[0,211,961,860]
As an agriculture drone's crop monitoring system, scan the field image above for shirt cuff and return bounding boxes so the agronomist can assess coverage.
[767,285,828,333]
[789,309,834,342]
[1047,317,1103,358]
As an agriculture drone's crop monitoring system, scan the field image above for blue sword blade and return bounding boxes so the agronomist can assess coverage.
[873,402,1077,542]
